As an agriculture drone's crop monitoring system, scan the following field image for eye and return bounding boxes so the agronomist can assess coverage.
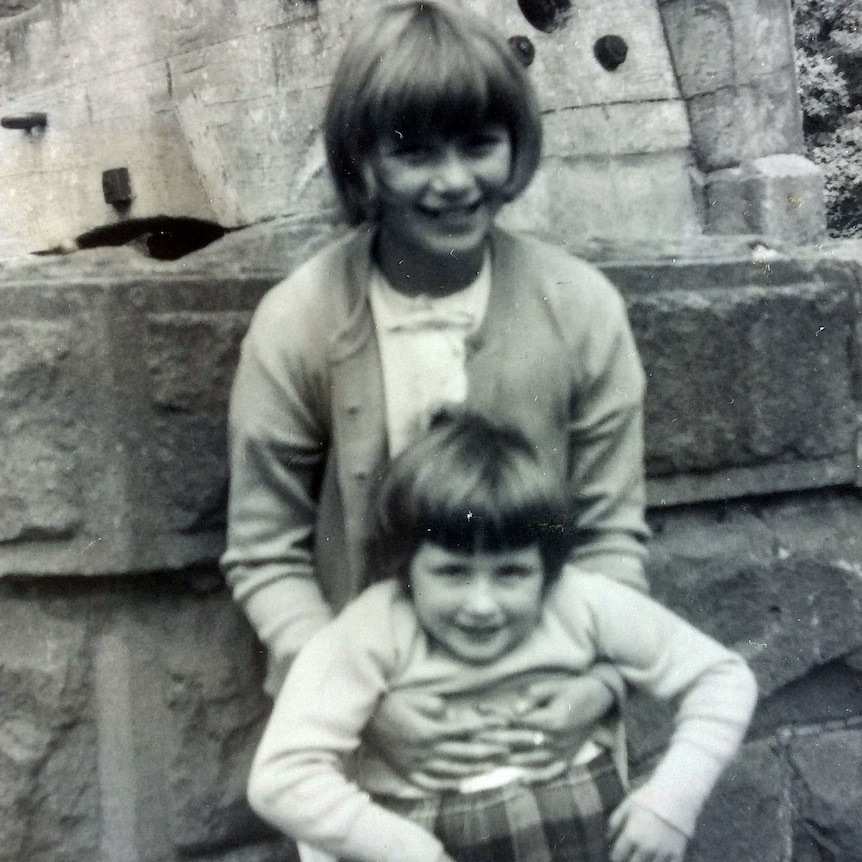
[461,128,509,156]
[430,563,470,579]
[382,138,436,164]
[495,564,536,580]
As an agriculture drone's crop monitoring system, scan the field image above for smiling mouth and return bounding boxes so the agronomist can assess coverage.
[419,201,483,220]
[456,625,502,641]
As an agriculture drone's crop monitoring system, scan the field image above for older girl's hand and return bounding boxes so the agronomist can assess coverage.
[512,674,615,758]
[365,690,511,788]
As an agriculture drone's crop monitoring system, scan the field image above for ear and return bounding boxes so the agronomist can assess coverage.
[360,160,378,199]
[358,160,381,220]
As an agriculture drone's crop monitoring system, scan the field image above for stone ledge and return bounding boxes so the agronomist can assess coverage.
[0,241,859,576]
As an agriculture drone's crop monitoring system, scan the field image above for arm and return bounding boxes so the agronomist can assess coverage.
[565,274,649,592]
[248,589,447,862]
[517,279,648,744]
[572,575,758,837]
[221,285,333,692]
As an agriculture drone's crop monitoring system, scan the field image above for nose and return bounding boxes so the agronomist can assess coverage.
[431,150,473,196]
[461,575,500,619]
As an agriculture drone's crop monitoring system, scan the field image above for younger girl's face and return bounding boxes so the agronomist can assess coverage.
[408,541,544,664]
[367,124,513,279]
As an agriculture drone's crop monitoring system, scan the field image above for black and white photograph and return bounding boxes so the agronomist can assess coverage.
[0,0,860,860]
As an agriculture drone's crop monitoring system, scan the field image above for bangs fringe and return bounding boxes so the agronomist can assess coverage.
[361,11,517,143]
[406,461,568,555]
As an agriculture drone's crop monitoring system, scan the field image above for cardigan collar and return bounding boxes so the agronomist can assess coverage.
[328,224,522,363]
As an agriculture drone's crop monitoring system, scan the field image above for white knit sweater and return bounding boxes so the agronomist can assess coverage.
[249,572,758,862]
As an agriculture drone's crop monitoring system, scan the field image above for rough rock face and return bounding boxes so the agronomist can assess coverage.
[0,593,98,862]
[0,1,42,16]
[790,730,862,862]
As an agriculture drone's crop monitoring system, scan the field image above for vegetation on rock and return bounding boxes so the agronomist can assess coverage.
[793,0,862,237]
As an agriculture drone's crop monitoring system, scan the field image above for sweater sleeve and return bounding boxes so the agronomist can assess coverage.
[247,586,445,862]
[559,574,758,836]
[560,266,649,592]
[221,273,335,692]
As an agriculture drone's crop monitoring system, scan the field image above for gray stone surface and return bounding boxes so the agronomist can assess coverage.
[0,241,859,574]
[0,592,98,862]
[628,278,854,475]
[654,553,862,698]
[752,661,862,736]
[0,321,81,542]
[688,740,789,862]
[707,155,827,242]
[790,729,862,861]
[153,590,272,854]
[145,311,251,411]
[660,0,804,170]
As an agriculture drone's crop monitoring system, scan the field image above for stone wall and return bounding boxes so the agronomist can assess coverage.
[0,226,860,861]
[0,0,819,249]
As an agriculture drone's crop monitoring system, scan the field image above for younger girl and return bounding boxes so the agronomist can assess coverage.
[248,412,757,862]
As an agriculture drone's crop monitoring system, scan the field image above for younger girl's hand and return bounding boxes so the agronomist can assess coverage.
[607,796,688,862]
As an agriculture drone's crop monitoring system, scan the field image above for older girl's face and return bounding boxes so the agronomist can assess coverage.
[367,124,513,287]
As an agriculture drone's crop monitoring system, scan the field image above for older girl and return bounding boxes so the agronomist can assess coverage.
[223,0,648,786]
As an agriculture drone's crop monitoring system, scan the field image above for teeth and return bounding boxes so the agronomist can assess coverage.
[424,203,480,217]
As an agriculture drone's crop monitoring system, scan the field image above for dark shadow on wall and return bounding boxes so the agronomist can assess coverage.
[35,216,230,260]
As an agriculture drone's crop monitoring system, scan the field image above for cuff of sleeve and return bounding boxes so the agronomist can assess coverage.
[343,804,444,862]
[628,739,732,836]
[240,577,334,694]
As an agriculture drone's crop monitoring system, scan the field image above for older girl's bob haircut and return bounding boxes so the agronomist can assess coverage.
[365,411,574,590]
[324,1,543,224]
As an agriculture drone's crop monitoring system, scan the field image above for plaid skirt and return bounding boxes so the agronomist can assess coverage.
[367,751,624,862]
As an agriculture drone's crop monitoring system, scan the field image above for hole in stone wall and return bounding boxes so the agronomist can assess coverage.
[36,217,229,260]
[508,35,536,67]
[594,34,628,71]
[0,1,43,18]
[516,0,572,33]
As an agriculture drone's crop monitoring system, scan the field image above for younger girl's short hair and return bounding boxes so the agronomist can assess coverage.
[324,1,543,224]
[365,411,574,589]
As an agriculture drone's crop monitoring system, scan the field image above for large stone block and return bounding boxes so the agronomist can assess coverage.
[0,320,81,542]
[707,155,826,242]
[789,730,862,861]
[504,150,704,242]
[651,553,862,699]
[0,269,272,576]
[627,275,854,477]
[660,0,797,95]
[687,740,789,862]
[687,73,805,171]
[660,0,805,169]
[752,661,862,736]
[0,592,98,862]
[647,490,862,733]
[150,591,274,854]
